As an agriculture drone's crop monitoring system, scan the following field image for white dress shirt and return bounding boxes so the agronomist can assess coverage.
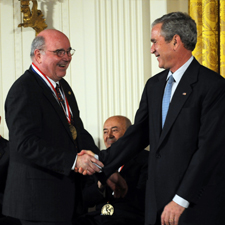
[165,56,194,208]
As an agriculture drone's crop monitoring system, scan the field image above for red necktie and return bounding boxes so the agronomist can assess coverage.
[56,84,66,110]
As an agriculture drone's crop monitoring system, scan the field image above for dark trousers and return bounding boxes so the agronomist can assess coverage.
[0,216,22,225]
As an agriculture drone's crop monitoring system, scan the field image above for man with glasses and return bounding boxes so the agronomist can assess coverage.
[2,29,105,225]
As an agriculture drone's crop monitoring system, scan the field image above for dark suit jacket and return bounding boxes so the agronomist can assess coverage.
[0,137,9,216]
[98,58,225,225]
[3,66,99,222]
[80,149,148,225]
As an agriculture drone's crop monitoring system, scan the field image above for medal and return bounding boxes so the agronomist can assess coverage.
[69,123,77,140]
[101,203,114,216]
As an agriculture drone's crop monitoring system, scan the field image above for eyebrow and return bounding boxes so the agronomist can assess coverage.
[103,126,119,131]
[55,47,72,51]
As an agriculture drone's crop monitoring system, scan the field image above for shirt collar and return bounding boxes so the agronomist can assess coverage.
[47,77,59,89]
[167,56,194,83]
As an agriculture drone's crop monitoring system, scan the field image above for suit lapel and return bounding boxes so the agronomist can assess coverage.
[60,80,81,143]
[151,71,168,144]
[31,69,74,141]
[156,59,200,150]
[60,82,79,128]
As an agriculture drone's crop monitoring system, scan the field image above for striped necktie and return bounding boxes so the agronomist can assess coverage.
[56,84,66,110]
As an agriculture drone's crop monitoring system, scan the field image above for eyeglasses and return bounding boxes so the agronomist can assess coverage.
[40,48,76,57]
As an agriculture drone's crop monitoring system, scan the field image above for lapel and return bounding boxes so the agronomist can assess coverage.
[30,68,74,142]
[156,58,200,151]
[60,80,83,147]
[151,71,168,145]
[59,80,80,130]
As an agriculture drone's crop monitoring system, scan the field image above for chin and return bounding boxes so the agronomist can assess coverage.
[57,74,66,79]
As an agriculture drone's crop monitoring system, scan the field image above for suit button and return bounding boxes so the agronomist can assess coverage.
[156,154,161,159]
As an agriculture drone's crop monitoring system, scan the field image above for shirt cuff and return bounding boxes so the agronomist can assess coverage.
[173,194,190,208]
[71,155,77,170]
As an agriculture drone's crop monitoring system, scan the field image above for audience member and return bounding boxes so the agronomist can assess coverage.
[77,116,148,225]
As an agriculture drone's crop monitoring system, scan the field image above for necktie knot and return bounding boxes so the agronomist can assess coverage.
[167,75,174,84]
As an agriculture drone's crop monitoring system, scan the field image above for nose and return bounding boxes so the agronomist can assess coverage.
[62,51,71,61]
[108,130,114,138]
[151,44,155,54]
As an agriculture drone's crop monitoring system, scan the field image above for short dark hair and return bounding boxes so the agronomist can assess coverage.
[152,12,197,51]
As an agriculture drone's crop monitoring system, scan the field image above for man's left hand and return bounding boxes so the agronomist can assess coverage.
[161,201,185,225]
[107,172,128,198]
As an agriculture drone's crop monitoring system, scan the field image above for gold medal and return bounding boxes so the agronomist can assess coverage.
[101,203,114,216]
[69,124,77,140]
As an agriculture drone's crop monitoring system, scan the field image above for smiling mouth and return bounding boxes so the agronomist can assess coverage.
[107,140,116,144]
[58,64,67,68]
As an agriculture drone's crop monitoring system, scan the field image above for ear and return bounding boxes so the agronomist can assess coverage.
[33,49,43,64]
[172,34,181,50]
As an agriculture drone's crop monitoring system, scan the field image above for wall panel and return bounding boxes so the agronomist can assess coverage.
[0,0,188,149]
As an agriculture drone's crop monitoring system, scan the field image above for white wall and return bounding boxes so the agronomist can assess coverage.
[0,0,188,148]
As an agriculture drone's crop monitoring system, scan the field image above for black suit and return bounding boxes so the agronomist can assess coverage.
[98,58,225,225]
[78,149,148,225]
[3,66,99,223]
[0,137,9,217]
[0,136,22,225]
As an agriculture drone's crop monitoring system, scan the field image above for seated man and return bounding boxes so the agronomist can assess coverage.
[77,115,149,225]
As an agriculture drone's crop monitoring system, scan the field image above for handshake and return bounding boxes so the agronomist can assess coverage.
[75,150,127,198]
[75,150,103,175]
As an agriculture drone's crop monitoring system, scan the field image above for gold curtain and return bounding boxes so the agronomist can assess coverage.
[189,0,225,77]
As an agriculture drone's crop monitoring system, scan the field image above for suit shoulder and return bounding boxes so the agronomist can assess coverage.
[8,69,37,91]
[198,65,225,82]
[196,66,225,95]
[145,70,168,86]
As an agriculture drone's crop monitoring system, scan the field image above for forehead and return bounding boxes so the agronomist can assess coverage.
[151,23,163,40]
[103,118,126,130]
[45,33,71,49]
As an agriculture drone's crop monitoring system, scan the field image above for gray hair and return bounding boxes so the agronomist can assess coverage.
[152,12,197,51]
[30,36,45,58]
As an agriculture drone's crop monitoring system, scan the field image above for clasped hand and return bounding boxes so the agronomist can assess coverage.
[75,150,104,175]
[106,172,128,198]
[76,150,128,198]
